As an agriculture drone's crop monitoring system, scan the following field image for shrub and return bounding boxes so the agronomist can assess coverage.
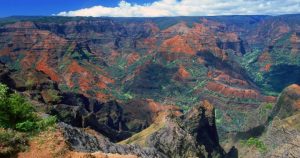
[42,89,62,103]
[36,116,57,130]
[241,137,267,153]
[264,103,273,110]
[0,83,58,157]
[15,120,37,132]
[0,83,37,129]
[0,83,57,132]
[0,128,28,157]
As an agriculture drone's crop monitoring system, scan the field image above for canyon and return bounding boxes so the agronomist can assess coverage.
[0,15,300,157]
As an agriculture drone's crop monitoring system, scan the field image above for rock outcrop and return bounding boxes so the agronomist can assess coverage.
[263,84,300,157]
[59,122,164,158]
[147,100,225,158]
[59,100,232,158]
[270,84,300,119]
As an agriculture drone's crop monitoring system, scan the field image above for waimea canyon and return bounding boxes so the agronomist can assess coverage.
[0,14,300,158]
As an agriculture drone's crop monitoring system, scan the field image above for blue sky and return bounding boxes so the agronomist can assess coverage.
[0,0,155,17]
[1,0,300,17]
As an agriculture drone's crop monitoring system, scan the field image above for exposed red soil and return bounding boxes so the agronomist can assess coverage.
[65,60,93,91]
[213,71,248,87]
[258,51,272,62]
[143,37,157,49]
[0,47,11,56]
[262,96,277,103]
[99,75,115,84]
[206,81,260,99]
[97,81,107,89]
[109,50,119,63]
[96,92,111,102]
[146,99,182,116]
[161,35,195,55]
[264,63,272,72]
[127,52,140,66]
[176,65,190,79]
[202,100,214,118]
[18,129,68,158]
[18,128,138,158]
[21,51,37,69]
[208,70,249,88]
[146,22,160,33]
[36,54,60,82]
[97,75,115,89]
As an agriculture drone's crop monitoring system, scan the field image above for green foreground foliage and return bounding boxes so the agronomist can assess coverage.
[0,83,57,157]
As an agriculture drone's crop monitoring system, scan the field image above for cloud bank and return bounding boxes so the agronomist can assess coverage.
[57,0,300,17]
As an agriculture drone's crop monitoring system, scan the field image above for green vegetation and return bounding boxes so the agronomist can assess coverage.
[258,103,274,118]
[181,105,191,113]
[43,89,62,103]
[241,137,267,153]
[0,83,57,157]
[0,128,28,156]
[0,83,57,131]
[263,103,273,110]
[0,84,36,129]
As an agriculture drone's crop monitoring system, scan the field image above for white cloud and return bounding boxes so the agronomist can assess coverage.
[56,0,300,17]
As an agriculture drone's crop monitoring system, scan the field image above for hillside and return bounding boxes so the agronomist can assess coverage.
[0,15,300,158]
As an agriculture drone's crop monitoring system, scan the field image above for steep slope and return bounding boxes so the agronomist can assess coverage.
[219,84,300,158]
[58,100,230,158]
[0,62,231,157]
[0,15,300,144]
[263,84,300,157]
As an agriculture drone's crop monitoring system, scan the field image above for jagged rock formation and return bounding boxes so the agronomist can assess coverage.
[263,84,300,157]
[59,123,165,158]
[59,100,232,158]
[147,101,225,158]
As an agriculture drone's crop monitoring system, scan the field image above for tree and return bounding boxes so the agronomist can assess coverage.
[0,83,37,129]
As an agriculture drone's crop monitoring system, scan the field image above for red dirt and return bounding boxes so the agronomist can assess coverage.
[21,51,37,69]
[36,54,60,82]
[18,128,138,158]
[127,53,140,66]
[146,99,181,115]
[18,129,68,158]
[66,60,92,91]
[212,71,248,87]
[206,82,260,99]
[161,35,195,55]
[264,64,272,72]
[202,100,214,118]
[258,51,272,62]
[96,92,111,102]
[177,65,190,79]
[97,75,114,90]
[97,81,107,89]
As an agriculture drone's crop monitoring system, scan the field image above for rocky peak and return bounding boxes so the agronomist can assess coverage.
[146,100,228,158]
[271,84,300,119]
